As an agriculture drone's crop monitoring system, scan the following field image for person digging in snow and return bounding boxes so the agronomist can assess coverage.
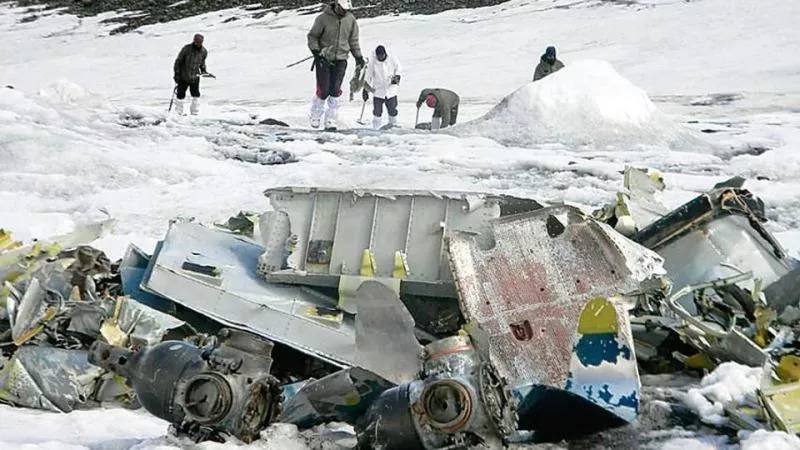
[416,88,460,130]
[362,45,402,130]
[307,0,365,130]
[533,45,564,81]
[173,33,212,115]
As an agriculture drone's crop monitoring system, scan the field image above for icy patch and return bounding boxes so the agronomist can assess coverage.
[458,60,712,152]
[739,429,800,450]
[681,362,763,426]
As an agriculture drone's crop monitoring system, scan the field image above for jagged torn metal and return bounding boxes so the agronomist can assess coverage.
[446,205,664,426]
[0,347,103,412]
[354,280,423,385]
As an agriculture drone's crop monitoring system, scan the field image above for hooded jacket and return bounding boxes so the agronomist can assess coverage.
[533,54,564,81]
[364,49,402,99]
[307,4,363,62]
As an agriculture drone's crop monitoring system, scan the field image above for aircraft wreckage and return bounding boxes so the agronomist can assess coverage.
[3,168,800,447]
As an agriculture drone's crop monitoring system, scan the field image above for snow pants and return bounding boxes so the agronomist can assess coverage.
[373,96,398,117]
[176,79,200,99]
[315,59,347,100]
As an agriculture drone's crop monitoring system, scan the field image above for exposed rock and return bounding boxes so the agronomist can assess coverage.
[13,0,513,34]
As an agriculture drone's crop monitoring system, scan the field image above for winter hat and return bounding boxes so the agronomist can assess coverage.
[335,0,352,10]
[425,94,437,108]
[375,45,387,61]
[545,46,556,58]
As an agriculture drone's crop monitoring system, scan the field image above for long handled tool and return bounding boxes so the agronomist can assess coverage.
[356,100,367,125]
[285,55,314,69]
[414,107,420,127]
[168,85,177,112]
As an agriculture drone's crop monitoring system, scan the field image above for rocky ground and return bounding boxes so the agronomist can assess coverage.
[9,0,516,34]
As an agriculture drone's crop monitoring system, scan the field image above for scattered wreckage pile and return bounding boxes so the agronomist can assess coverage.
[2,167,800,447]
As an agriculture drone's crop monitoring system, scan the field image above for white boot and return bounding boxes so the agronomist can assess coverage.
[324,96,340,129]
[190,97,200,115]
[309,96,325,128]
[388,115,397,128]
[174,99,185,115]
[372,115,382,130]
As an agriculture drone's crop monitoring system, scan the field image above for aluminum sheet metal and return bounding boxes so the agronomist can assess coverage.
[446,206,664,414]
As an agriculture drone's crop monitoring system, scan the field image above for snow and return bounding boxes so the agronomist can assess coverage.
[739,430,800,450]
[681,363,764,426]
[459,59,711,152]
[1,0,800,447]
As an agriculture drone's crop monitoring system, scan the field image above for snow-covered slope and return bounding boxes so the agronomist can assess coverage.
[2,0,800,448]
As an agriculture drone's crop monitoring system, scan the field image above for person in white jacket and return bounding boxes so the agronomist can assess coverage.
[362,45,402,129]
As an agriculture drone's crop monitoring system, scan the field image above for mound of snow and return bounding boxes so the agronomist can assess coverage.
[458,60,711,152]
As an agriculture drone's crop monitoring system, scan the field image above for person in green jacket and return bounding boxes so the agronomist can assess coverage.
[416,88,460,130]
[533,46,565,82]
[173,34,210,115]
[307,0,365,130]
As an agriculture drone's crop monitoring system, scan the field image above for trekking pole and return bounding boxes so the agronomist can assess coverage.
[168,85,177,112]
[285,55,314,69]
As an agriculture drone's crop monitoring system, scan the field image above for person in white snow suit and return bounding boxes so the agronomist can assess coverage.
[362,45,402,130]
[173,33,210,115]
[306,0,365,129]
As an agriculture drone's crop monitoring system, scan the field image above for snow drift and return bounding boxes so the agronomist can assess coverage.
[458,60,712,152]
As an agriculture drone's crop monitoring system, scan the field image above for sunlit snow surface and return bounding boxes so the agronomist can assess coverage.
[2,0,800,448]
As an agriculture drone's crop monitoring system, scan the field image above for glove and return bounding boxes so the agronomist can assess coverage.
[311,49,321,58]
[355,56,365,68]
[391,75,401,85]
[362,89,369,102]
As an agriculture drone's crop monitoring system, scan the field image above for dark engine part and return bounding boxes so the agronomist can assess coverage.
[356,335,517,449]
[88,328,283,443]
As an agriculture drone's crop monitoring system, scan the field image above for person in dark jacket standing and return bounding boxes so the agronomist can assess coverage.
[307,0,365,130]
[416,88,460,130]
[533,46,564,82]
[173,33,210,115]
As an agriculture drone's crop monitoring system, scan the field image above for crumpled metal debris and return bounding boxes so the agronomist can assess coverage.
[6,173,800,445]
[0,217,193,413]
[593,168,800,438]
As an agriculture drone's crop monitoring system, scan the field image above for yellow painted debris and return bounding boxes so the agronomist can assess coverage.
[392,251,408,278]
[359,249,376,277]
[577,297,618,334]
[776,355,800,383]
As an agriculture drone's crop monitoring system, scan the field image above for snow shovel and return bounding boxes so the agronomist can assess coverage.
[356,100,367,125]
[414,107,420,127]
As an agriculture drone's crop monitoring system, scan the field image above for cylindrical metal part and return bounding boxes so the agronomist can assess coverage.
[357,384,424,450]
[88,339,205,424]
[422,335,478,378]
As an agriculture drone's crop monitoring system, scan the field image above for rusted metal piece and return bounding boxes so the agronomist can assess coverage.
[445,205,659,390]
